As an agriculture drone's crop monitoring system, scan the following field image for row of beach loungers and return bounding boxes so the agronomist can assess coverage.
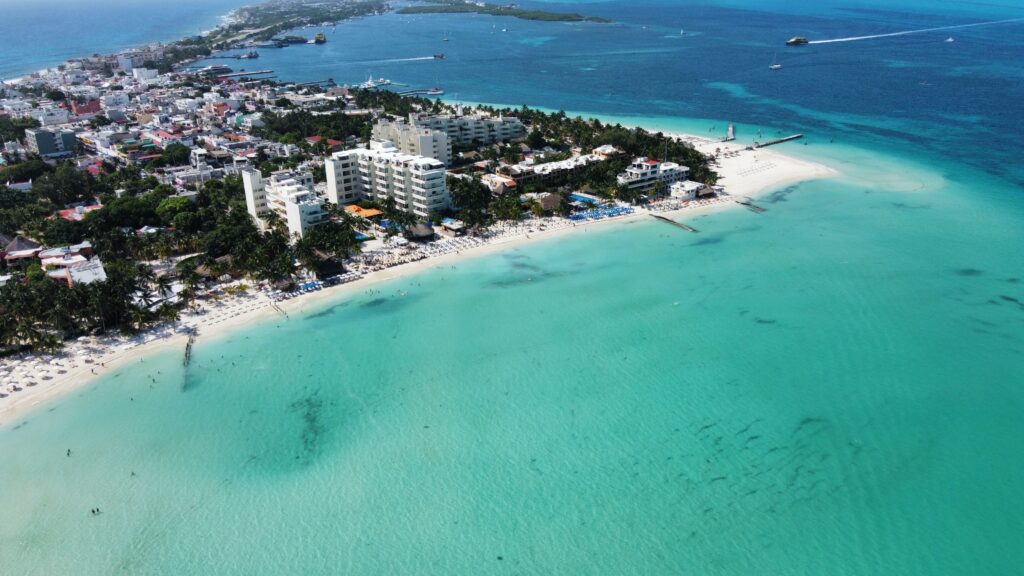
[569,206,635,221]
[420,236,487,257]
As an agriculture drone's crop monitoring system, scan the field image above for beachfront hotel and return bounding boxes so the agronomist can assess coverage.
[242,169,327,239]
[325,140,450,219]
[616,157,690,193]
[371,119,452,166]
[406,110,526,146]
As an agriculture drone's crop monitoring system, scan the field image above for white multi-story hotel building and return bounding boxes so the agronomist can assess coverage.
[371,119,451,166]
[326,139,450,219]
[616,157,690,193]
[406,112,526,146]
[242,169,326,239]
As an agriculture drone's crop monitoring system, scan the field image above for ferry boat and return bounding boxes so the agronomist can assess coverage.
[786,37,809,46]
[314,32,327,44]
[426,88,444,96]
[239,51,259,60]
[945,37,955,43]
[198,64,232,76]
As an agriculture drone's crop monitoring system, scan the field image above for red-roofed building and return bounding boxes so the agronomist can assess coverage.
[72,99,102,116]
[57,202,103,221]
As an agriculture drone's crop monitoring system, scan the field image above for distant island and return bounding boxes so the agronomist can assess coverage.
[398,0,613,23]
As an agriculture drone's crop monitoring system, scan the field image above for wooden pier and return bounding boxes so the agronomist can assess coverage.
[183,332,196,366]
[735,197,766,213]
[754,134,803,149]
[650,214,699,232]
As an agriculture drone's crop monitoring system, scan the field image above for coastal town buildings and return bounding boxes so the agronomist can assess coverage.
[617,157,689,193]
[242,169,327,239]
[371,118,452,166]
[326,139,450,219]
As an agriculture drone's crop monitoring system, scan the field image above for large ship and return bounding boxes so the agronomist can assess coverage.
[786,37,809,46]
[314,32,327,44]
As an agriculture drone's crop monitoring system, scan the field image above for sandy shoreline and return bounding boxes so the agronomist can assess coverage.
[0,134,836,426]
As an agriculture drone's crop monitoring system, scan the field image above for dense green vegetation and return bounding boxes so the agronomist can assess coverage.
[399,0,612,23]
[486,105,718,202]
[199,0,389,48]
[0,116,40,143]
[256,89,442,145]
[0,161,379,352]
[0,259,180,351]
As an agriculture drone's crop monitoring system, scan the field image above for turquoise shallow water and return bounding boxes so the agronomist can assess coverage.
[2,0,1024,573]
[2,158,1022,573]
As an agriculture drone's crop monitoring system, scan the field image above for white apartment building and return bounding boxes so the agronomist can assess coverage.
[407,112,525,146]
[371,119,451,166]
[326,139,450,219]
[242,169,326,239]
[616,157,689,193]
[132,68,159,82]
[32,107,70,126]
[100,93,131,110]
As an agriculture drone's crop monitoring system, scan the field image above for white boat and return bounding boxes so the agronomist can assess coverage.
[359,75,392,89]
[945,37,955,43]
[769,53,782,70]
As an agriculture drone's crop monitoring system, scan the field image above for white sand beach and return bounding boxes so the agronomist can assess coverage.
[0,136,836,425]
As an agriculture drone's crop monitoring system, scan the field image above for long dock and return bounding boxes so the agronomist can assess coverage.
[397,88,442,96]
[217,69,274,79]
[295,79,335,87]
[650,214,699,232]
[754,134,803,148]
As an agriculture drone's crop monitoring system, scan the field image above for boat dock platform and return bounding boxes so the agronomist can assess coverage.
[650,214,699,232]
[217,69,274,79]
[397,88,443,96]
[754,134,803,148]
[295,79,336,87]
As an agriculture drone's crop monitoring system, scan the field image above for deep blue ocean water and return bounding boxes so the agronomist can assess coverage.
[0,0,249,79]
[201,0,1024,186]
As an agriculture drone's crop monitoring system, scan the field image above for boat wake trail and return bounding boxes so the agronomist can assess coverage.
[380,56,437,63]
[809,17,1024,44]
